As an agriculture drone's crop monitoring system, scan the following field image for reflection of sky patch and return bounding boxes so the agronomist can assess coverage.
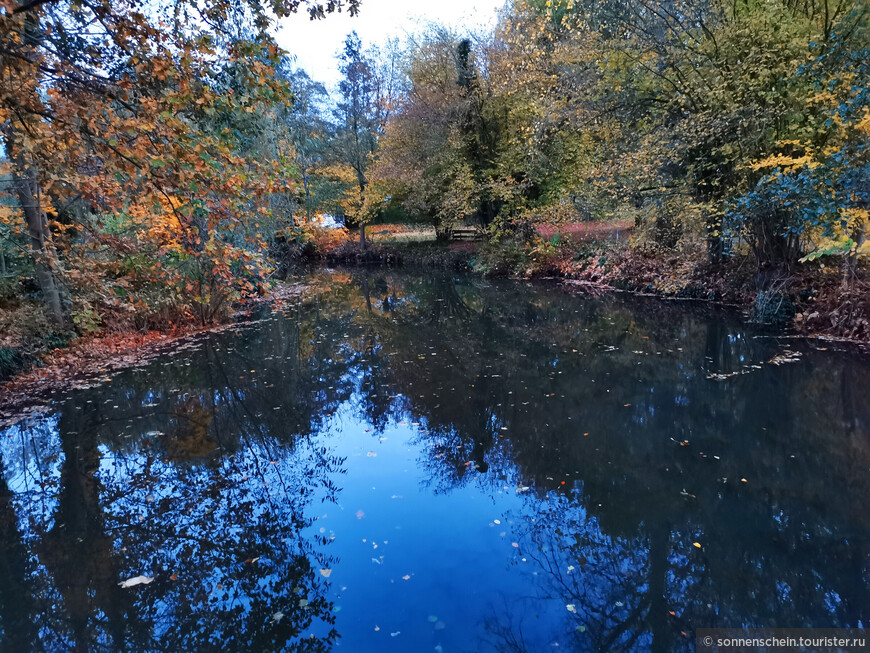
[0,414,64,530]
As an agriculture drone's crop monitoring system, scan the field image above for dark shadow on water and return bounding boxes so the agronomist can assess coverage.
[1,269,868,651]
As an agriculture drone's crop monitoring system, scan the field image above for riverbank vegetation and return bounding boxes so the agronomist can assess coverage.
[1,0,868,380]
[363,0,869,336]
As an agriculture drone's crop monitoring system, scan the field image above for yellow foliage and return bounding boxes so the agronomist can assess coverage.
[751,152,818,171]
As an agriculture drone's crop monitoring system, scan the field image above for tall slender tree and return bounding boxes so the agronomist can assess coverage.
[334,31,379,247]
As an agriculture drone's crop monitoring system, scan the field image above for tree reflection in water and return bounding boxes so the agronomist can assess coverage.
[0,270,867,651]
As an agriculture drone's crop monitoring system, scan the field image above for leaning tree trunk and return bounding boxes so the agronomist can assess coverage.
[10,148,66,324]
[2,0,67,325]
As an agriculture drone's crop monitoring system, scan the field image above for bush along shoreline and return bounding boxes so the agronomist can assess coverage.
[0,282,304,391]
[273,230,869,343]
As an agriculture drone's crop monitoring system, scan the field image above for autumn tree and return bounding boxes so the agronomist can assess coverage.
[329,32,407,246]
[332,31,378,246]
[369,27,507,238]
[278,67,331,222]
[501,0,868,271]
[371,0,867,280]
[0,0,358,328]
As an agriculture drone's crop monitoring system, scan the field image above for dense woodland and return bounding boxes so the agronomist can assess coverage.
[1,0,869,374]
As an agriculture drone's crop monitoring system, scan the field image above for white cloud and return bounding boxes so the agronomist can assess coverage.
[275,0,505,91]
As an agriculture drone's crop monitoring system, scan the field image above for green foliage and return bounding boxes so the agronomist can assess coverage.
[800,239,857,262]
[2,0,867,354]
[72,302,103,335]
[370,0,868,280]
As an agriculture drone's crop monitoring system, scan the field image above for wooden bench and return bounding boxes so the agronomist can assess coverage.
[450,227,484,241]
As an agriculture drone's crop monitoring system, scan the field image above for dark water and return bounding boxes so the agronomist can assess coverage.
[1,271,868,652]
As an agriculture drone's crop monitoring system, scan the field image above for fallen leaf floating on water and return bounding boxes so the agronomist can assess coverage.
[692,542,702,549]
[391,632,401,637]
[272,611,284,623]
[366,451,377,457]
[566,604,577,613]
[119,575,154,588]
[320,569,332,578]
[402,574,411,580]
[356,510,365,519]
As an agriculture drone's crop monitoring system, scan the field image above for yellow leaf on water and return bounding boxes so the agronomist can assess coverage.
[692,542,702,549]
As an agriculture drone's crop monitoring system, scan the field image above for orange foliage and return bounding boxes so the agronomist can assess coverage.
[0,1,347,329]
[308,226,351,254]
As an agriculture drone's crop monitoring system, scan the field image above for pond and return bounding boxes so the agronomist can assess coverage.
[0,270,868,652]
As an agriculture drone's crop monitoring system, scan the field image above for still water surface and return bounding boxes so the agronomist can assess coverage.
[0,271,868,652]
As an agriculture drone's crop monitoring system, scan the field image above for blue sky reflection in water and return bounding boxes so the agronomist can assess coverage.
[0,270,868,651]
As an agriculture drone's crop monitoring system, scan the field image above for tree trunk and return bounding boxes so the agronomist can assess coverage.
[12,156,66,324]
[357,180,367,249]
[2,3,66,325]
[842,214,865,289]
[706,212,724,266]
[301,167,312,221]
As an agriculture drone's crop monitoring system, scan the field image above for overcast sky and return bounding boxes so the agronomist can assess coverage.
[275,0,506,91]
